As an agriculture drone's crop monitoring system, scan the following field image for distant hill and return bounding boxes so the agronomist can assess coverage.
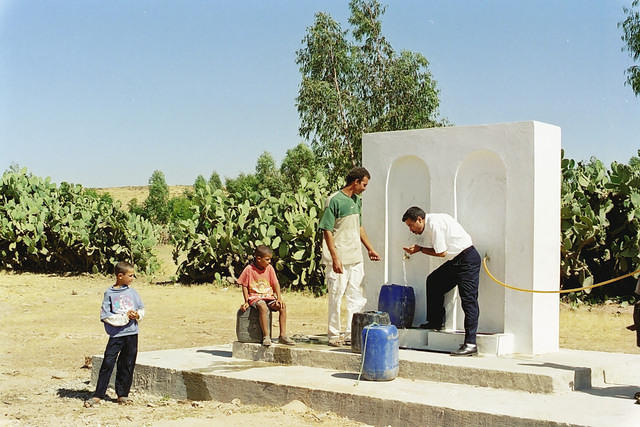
[93,185,193,209]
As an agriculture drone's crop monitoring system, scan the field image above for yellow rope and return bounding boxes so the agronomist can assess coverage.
[482,256,640,294]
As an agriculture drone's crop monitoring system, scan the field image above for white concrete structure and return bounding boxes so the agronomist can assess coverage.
[361,121,561,355]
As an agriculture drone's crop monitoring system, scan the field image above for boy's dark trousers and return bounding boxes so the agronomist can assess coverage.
[425,246,481,345]
[93,334,138,399]
[634,300,640,347]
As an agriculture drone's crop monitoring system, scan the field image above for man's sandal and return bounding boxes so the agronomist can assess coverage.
[83,397,101,408]
[328,337,342,347]
[117,397,133,405]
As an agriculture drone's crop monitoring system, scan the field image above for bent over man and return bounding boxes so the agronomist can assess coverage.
[402,206,481,356]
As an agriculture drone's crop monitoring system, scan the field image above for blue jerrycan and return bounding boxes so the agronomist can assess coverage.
[361,324,399,381]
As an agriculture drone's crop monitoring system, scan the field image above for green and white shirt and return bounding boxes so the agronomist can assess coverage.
[318,190,363,266]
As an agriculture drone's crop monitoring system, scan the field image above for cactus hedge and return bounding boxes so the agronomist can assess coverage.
[173,176,328,292]
[0,169,158,274]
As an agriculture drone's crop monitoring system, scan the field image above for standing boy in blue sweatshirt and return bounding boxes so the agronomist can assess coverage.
[85,261,144,407]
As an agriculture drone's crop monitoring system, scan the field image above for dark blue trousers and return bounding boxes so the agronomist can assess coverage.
[426,246,481,344]
[634,301,640,347]
[93,334,138,399]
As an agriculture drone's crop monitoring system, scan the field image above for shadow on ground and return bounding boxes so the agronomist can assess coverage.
[578,385,640,400]
[56,388,94,401]
[196,349,232,358]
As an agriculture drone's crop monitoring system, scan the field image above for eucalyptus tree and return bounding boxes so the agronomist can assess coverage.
[620,0,640,96]
[208,171,223,190]
[280,143,323,191]
[194,175,208,193]
[296,0,444,186]
[254,151,285,196]
[144,170,170,224]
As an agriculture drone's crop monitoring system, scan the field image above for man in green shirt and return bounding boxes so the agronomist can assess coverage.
[319,167,381,347]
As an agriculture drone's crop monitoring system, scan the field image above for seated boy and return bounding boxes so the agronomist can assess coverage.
[238,245,295,346]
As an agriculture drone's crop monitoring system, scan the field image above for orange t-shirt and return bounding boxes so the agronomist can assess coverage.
[237,263,278,305]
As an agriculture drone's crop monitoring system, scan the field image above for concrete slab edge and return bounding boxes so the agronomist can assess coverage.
[91,355,585,427]
[231,342,582,394]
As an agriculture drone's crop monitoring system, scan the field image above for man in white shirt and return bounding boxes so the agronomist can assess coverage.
[402,206,481,356]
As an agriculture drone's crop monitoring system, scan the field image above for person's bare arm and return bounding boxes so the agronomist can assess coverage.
[272,281,285,310]
[240,285,250,311]
[323,229,343,273]
[360,226,381,261]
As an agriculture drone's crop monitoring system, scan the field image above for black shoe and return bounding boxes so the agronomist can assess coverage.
[451,343,478,356]
[419,322,443,330]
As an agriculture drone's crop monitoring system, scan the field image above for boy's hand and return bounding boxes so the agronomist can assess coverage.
[273,300,285,310]
[240,302,249,312]
[127,310,140,320]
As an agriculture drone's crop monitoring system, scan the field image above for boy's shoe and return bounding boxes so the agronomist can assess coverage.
[328,337,342,347]
[262,337,272,346]
[278,336,296,346]
[343,335,352,346]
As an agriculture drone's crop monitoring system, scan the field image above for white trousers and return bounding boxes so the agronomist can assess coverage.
[326,263,366,339]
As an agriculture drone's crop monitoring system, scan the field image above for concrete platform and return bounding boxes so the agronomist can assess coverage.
[92,344,640,426]
[397,328,514,355]
[232,342,590,393]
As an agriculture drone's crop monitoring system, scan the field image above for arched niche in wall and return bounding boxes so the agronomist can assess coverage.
[455,150,506,333]
[386,155,431,326]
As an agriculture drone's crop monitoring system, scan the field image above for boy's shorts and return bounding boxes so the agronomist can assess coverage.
[250,298,278,310]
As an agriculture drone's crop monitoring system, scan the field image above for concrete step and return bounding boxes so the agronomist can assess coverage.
[233,341,591,393]
[91,345,640,427]
[397,328,514,355]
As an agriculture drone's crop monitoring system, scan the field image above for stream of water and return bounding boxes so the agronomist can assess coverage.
[402,257,408,286]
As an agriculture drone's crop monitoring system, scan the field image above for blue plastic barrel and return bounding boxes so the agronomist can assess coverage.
[378,284,415,328]
[361,324,399,381]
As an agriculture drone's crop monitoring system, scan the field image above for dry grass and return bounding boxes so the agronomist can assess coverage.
[559,302,639,353]
[152,243,182,282]
[0,264,637,425]
[93,185,193,209]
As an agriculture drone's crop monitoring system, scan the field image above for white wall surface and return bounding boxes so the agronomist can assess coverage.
[361,121,560,354]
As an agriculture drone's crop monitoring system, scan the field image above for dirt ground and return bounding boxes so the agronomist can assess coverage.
[0,272,363,426]
[0,270,637,426]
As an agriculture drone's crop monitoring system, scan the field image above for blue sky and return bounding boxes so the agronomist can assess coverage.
[1,0,638,187]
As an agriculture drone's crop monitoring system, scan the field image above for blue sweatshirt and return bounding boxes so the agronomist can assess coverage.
[100,285,144,337]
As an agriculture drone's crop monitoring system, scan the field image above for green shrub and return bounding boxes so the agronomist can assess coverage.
[173,176,328,293]
[0,168,159,274]
[561,150,640,299]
